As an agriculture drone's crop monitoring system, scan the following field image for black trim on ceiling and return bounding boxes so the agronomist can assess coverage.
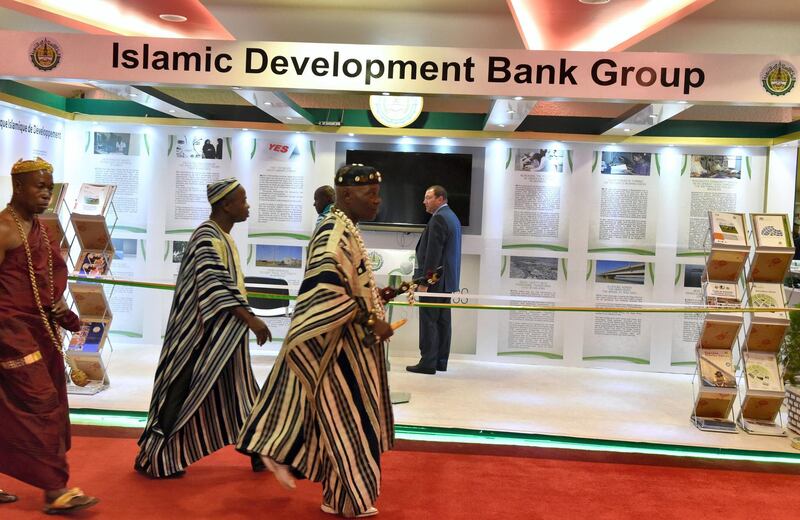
[516,116,616,134]
[638,120,790,138]
[135,87,282,123]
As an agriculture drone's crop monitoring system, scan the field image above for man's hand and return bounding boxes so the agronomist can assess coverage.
[371,319,394,343]
[247,315,272,346]
[51,298,70,319]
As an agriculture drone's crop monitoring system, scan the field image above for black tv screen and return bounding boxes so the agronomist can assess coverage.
[344,149,471,227]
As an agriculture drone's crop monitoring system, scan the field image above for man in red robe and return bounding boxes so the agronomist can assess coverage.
[0,158,99,514]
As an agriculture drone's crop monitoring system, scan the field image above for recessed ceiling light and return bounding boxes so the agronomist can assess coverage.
[192,126,198,129]
[440,136,447,139]
[381,92,390,96]
[242,128,248,131]
[495,138,501,141]
[348,133,355,137]
[129,93,138,97]
[578,0,611,4]
[263,101,272,106]
[513,96,523,101]
[169,109,176,113]
[649,114,658,118]
[232,86,241,90]
[92,121,97,125]
[159,14,187,22]
[498,124,505,128]
[286,116,293,120]
[677,100,688,104]
[623,128,630,132]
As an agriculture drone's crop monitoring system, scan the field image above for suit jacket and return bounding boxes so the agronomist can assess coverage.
[415,204,462,293]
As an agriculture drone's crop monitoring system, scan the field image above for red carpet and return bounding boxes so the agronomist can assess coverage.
[2,435,800,519]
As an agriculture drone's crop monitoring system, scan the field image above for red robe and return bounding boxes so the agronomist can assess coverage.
[0,217,80,490]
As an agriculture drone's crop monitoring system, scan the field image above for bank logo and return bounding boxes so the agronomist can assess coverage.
[368,251,384,271]
[761,61,796,96]
[30,37,62,71]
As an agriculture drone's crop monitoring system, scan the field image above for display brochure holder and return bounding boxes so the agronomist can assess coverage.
[748,213,794,283]
[385,273,410,405]
[66,282,113,395]
[65,183,118,395]
[39,182,70,261]
[692,212,749,433]
[735,215,793,436]
[786,386,800,435]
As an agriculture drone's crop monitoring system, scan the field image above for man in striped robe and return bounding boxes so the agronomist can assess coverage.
[237,165,394,518]
[135,179,271,478]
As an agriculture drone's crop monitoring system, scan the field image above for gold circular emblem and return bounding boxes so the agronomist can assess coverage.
[761,61,796,96]
[30,38,62,71]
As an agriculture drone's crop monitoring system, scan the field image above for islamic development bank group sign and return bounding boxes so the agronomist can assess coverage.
[3,30,798,105]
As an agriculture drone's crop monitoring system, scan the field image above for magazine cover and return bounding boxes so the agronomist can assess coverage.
[705,282,741,308]
[73,251,112,278]
[752,214,790,248]
[68,321,109,353]
[73,183,116,216]
[744,352,783,392]
[698,348,736,388]
[710,212,747,247]
[749,282,788,320]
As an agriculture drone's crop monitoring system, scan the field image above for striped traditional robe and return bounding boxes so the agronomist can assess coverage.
[237,212,394,517]
[135,220,258,477]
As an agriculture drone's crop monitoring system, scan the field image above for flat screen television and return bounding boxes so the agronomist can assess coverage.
[344,149,472,227]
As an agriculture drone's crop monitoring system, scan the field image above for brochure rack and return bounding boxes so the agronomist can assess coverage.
[66,282,114,394]
[736,213,794,436]
[692,212,749,433]
[61,183,118,395]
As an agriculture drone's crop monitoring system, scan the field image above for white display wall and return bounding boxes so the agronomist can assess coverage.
[1,102,794,376]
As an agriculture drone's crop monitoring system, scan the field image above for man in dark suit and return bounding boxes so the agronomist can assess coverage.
[407,185,461,375]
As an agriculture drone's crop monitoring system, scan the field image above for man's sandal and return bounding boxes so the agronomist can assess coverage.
[0,489,18,503]
[43,488,98,515]
[321,503,378,517]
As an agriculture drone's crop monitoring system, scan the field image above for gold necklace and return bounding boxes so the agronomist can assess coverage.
[8,205,89,387]
[332,207,385,321]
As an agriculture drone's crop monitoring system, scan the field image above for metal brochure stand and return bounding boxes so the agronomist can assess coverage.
[691,212,749,433]
[386,274,410,405]
[736,213,794,436]
[64,186,118,395]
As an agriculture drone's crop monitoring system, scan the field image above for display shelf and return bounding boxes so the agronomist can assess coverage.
[704,211,750,283]
[692,215,748,433]
[748,213,794,283]
[63,183,118,395]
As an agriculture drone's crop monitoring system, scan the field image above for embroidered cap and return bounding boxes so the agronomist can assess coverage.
[207,178,241,205]
[11,157,53,175]
[335,164,382,187]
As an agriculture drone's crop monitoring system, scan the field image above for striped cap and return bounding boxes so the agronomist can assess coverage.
[11,157,53,175]
[207,178,240,204]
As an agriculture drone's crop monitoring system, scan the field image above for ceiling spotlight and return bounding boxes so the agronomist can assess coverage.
[129,93,138,98]
[263,101,272,106]
[348,133,355,137]
[507,109,515,114]
[381,92,390,96]
[495,138,501,141]
[677,100,688,104]
[242,128,248,131]
[440,136,447,140]
[286,116,293,120]
[169,109,176,113]
[192,126,198,129]
[513,96,523,101]
[232,86,241,90]
[578,0,611,4]
[498,124,505,128]
[159,14,187,22]
[649,114,658,118]
[623,128,630,132]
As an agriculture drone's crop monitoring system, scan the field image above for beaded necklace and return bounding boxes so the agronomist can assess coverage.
[7,205,89,386]
[332,207,385,321]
